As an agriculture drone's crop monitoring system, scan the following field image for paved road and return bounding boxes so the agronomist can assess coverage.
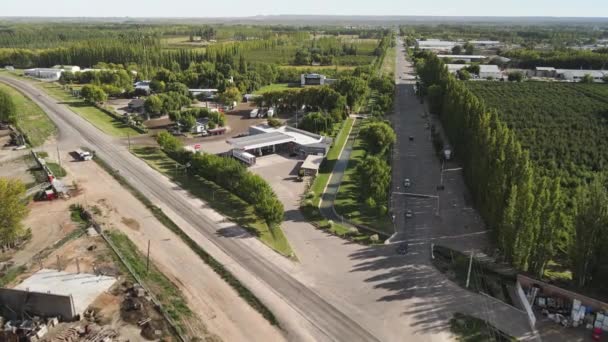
[0,76,380,342]
[389,39,538,340]
[319,119,358,225]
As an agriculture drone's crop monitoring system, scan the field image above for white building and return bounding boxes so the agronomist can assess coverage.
[228,124,332,157]
[556,69,607,83]
[469,40,501,48]
[416,40,459,52]
[134,81,151,94]
[24,68,63,80]
[479,65,502,79]
[52,65,80,72]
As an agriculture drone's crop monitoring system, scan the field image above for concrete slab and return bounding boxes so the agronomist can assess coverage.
[14,268,116,315]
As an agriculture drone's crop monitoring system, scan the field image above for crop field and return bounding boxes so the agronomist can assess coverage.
[466,81,608,185]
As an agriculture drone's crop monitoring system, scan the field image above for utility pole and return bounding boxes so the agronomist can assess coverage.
[466,250,475,288]
[146,240,151,273]
[57,145,61,167]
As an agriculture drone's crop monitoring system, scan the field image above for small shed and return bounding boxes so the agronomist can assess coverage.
[300,154,324,176]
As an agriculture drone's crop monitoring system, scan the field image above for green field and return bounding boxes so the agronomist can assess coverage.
[37,83,140,138]
[253,83,291,94]
[333,121,393,234]
[0,82,56,146]
[465,82,608,186]
[131,146,294,258]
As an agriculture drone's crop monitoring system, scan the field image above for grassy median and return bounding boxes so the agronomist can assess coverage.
[37,82,140,137]
[131,146,294,258]
[333,126,393,235]
[0,82,56,146]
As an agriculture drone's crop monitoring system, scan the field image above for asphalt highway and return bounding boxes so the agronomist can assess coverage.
[0,75,380,342]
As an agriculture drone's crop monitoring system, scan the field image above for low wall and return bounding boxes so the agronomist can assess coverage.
[517,274,608,312]
[0,287,76,321]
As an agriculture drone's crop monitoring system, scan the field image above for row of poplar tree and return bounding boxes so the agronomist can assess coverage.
[415,52,608,289]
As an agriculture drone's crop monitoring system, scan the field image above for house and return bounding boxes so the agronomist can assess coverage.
[479,65,502,79]
[556,69,607,83]
[128,99,145,114]
[191,118,210,134]
[134,81,151,94]
[24,68,63,80]
[300,73,337,86]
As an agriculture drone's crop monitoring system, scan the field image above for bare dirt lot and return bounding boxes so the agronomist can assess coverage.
[58,151,284,341]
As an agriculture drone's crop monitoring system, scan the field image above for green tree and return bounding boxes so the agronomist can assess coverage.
[156,131,184,153]
[451,45,463,55]
[80,85,107,103]
[333,76,368,111]
[355,156,391,208]
[179,113,197,132]
[218,86,241,106]
[144,95,164,116]
[570,178,608,287]
[0,178,29,246]
[508,71,524,82]
[359,121,396,156]
[457,69,471,81]
[0,89,17,124]
[580,74,595,84]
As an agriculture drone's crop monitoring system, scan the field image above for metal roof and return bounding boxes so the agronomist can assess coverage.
[301,154,324,171]
[479,65,500,72]
[227,132,295,150]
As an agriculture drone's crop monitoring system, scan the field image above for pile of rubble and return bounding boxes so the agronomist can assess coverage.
[1,316,59,341]
[41,323,117,342]
[119,282,167,340]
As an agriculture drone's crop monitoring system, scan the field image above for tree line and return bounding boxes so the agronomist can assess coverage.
[156,132,284,225]
[416,52,608,289]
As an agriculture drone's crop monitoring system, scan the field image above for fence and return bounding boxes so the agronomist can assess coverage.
[86,213,187,342]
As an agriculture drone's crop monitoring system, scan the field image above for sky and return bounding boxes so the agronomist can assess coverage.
[2,0,608,18]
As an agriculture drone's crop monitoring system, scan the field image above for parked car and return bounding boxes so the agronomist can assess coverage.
[409,136,414,141]
[403,178,411,187]
[405,210,413,218]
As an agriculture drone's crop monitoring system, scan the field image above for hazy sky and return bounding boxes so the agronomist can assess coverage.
[3,0,608,18]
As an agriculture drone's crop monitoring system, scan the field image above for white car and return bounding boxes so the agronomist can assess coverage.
[405,210,413,218]
[404,178,411,187]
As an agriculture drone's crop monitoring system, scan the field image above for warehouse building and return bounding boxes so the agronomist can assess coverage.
[227,124,332,157]
[24,68,63,80]
[479,65,502,79]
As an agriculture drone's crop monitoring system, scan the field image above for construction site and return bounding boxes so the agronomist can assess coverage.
[0,145,210,341]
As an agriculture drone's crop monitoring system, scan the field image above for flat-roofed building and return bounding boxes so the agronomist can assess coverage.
[556,69,608,83]
[24,68,63,80]
[479,64,502,79]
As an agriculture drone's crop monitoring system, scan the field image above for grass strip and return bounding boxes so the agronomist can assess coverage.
[106,230,193,333]
[333,122,393,235]
[0,82,56,146]
[92,154,279,327]
[37,83,140,137]
[131,146,294,258]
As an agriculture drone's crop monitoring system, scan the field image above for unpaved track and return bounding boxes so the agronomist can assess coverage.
[0,77,379,342]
